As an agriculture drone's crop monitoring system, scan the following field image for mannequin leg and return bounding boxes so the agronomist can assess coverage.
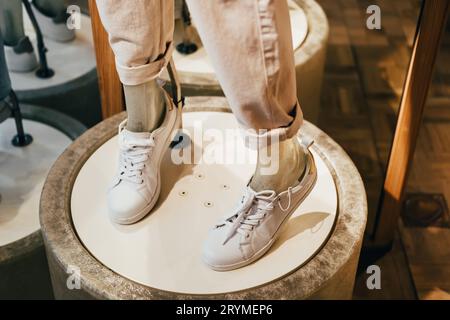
[97,0,174,133]
[251,138,306,194]
[96,0,177,223]
[0,32,12,100]
[190,1,318,270]
[0,34,33,146]
[187,0,306,193]
[124,81,165,133]
[0,0,26,46]
[0,1,38,72]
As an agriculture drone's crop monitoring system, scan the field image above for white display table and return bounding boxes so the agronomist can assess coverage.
[40,97,367,299]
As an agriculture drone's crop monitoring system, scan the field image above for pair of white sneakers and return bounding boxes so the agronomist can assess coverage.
[107,91,317,271]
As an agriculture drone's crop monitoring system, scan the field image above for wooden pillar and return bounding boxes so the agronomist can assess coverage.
[88,0,124,119]
[373,0,449,247]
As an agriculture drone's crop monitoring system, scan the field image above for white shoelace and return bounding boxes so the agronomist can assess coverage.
[117,123,155,185]
[221,188,294,245]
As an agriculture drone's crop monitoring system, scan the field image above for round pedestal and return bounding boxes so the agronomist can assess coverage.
[9,13,100,127]
[41,96,367,299]
[0,105,86,299]
[162,0,329,124]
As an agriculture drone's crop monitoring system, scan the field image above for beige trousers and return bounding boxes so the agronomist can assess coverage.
[96,0,303,145]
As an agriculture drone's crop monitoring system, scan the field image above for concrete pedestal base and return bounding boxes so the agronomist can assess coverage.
[40,96,366,299]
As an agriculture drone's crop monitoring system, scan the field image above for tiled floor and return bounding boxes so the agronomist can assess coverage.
[316,0,450,299]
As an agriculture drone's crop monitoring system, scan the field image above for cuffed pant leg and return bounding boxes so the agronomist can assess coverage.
[96,0,174,86]
[186,0,302,148]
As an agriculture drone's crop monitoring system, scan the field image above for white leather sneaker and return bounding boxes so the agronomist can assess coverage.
[202,137,317,271]
[107,91,181,224]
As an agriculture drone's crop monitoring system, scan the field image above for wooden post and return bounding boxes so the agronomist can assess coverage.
[373,0,449,247]
[88,0,124,119]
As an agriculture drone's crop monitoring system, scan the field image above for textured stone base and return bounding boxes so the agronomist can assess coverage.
[41,96,366,299]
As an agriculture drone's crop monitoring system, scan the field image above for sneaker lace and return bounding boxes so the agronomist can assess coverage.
[221,188,294,245]
[117,123,155,185]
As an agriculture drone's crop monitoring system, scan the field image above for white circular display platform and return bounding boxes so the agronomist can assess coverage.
[71,111,337,295]
[9,13,95,92]
[0,119,71,246]
[172,0,308,75]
